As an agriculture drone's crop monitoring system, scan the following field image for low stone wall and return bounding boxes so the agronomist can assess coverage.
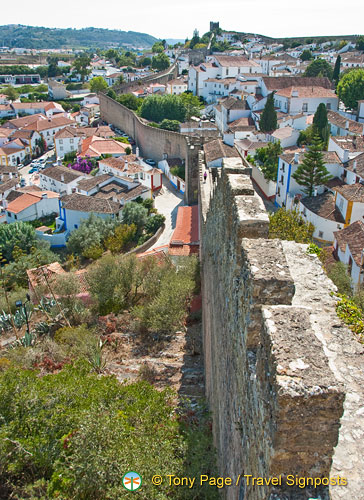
[126,224,165,255]
[199,157,364,500]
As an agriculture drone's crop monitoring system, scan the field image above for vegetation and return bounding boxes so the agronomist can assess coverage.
[303,58,333,79]
[255,141,283,182]
[0,25,158,49]
[337,69,364,109]
[151,52,170,71]
[0,222,39,263]
[269,208,314,243]
[72,54,91,82]
[170,164,185,180]
[116,93,141,111]
[357,36,364,52]
[0,361,217,499]
[89,76,108,93]
[332,55,341,83]
[140,94,186,123]
[292,134,331,197]
[259,93,277,132]
[300,49,313,61]
[312,103,330,147]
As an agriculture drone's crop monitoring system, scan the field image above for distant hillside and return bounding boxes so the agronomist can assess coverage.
[0,25,158,49]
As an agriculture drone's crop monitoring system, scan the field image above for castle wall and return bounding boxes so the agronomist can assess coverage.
[199,157,364,500]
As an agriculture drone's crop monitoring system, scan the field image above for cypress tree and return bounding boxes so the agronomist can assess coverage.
[313,103,329,147]
[332,55,341,82]
[259,93,277,132]
[292,135,332,197]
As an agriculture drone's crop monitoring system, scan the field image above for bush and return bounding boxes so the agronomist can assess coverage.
[122,202,148,234]
[145,214,165,234]
[269,208,314,243]
[327,261,353,296]
[335,294,364,338]
[0,363,196,499]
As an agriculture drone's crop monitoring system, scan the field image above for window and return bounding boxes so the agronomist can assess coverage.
[318,231,323,238]
[302,103,308,112]
[338,198,344,211]
[14,214,17,220]
[326,103,331,110]
[60,146,63,151]
[59,139,63,144]
[277,187,281,196]
[74,224,78,229]
[280,175,284,184]
[7,212,11,217]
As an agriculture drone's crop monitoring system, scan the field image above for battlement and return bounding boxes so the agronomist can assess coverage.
[199,157,364,500]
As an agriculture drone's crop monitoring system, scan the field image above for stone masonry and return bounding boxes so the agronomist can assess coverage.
[199,156,364,500]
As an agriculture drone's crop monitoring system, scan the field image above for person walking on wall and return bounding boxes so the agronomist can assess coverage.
[203,171,207,183]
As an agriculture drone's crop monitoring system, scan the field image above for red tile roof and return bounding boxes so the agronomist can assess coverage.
[169,206,199,256]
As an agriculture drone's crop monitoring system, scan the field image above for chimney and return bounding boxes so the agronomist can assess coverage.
[353,160,357,172]
[314,188,318,197]
[345,120,349,130]
[294,152,300,164]
[9,172,12,179]
[61,174,65,182]
[112,196,118,203]
[342,148,350,163]
[136,147,140,157]
[292,89,298,97]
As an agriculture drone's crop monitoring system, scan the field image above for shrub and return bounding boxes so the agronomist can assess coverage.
[269,208,314,243]
[145,214,165,234]
[82,244,104,260]
[104,224,136,254]
[335,294,364,338]
[327,261,353,296]
[122,202,148,234]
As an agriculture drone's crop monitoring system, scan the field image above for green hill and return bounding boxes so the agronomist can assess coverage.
[0,25,158,49]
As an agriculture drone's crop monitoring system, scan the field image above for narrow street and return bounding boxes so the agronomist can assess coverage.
[151,176,184,249]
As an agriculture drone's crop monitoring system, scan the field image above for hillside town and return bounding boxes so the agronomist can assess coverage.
[0,14,364,500]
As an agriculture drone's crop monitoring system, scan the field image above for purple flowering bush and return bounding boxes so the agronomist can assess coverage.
[68,157,93,174]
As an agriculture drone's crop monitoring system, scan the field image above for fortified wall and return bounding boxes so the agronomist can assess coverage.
[112,61,178,94]
[199,158,364,500]
[99,93,201,204]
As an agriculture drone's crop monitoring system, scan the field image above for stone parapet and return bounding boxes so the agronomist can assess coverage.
[199,159,364,500]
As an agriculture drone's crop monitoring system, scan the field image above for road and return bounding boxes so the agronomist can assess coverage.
[150,176,184,249]
[18,148,56,187]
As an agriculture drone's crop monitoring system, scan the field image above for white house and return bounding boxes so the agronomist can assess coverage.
[269,126,300,148]
[214,96,251,134]
[328,136,364,163]
[275,150,342,208]
[358,100,364,124]
[98,157,162,192]
[5,191,59,223]
[23,115,76,148]
[273,86,338,115]
[328,111,364,137]
[56,193,121,233]
[0,138,31,166]
[333,221,364,287]
[166,78,188,95]
[203,139,240,168]
[40,166,88,195]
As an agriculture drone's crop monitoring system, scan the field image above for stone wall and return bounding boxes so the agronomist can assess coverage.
[199,157,364,500]
[99,94,201,204]
[112,61,178,95]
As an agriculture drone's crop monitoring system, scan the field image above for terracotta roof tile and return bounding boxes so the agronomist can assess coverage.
[333,220,364,266]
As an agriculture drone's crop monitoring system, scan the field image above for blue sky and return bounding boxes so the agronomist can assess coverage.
[1,0,362,40]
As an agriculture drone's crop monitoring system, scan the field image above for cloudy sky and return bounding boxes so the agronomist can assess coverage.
[1,0,362,40]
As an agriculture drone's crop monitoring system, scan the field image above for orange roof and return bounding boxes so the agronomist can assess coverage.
[80,136,127,157]
[169,205,199,255]
[6,191,59,214]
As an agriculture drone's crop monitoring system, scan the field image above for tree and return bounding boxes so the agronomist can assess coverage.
[152,42,164,53]
[151,53,170,71]
[313,103,330,147]
[255,141,283,181]
[89,76,108,93]
[144,214,165,234]
[337,69,364,109]
[292,134,332,197]
[304,58,333,79]
[106,88,116,99]
[116,93,141,111]
[159,119,180,131]
[300,50,313,61]
[259,93,277,132]
[179,92,203,120]
[140,94,186,123]
[122,202,148,234]
[0,222,38,263]
[66,214,119,257]
[356,36,364,52]
[73,54,91,82]
[104,224,137,254]
[269,208,314,243]
[3,85,18,101]
[139,56,151,67]
[332,55,341,83]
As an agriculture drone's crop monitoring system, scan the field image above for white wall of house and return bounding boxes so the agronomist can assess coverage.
[274,95,338,115]
[6,196,59,223]
[299,200,344,243]
[335,242,363,286]
[55,136,81,159]
[40,173,87,194]
[251,163,276,199]
[60,208,119,232]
